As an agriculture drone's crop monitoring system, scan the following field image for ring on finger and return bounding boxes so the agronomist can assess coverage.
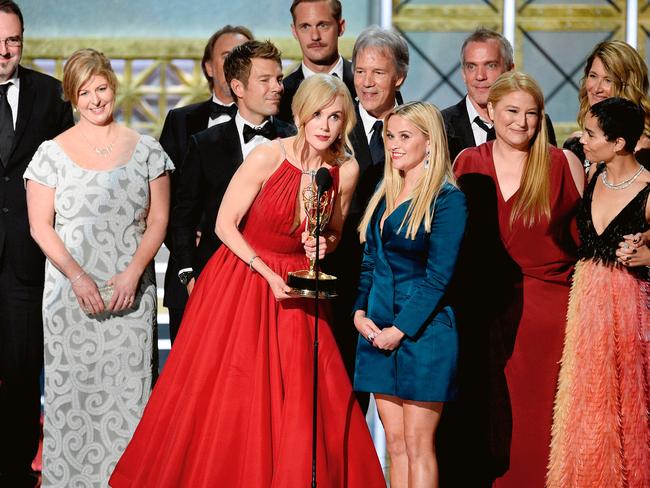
[367,332,376,341]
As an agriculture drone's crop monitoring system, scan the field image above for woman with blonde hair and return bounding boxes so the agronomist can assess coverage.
[565,40,650,167]
[24,48,173,487]
[110,74,385,487]
[453,71,584,487]
[353,101,467,487]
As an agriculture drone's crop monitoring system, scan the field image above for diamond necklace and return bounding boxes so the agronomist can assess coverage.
[601,165,645,190]
[80,127,117,158]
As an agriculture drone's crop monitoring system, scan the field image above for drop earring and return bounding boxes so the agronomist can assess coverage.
[424,149,430,169]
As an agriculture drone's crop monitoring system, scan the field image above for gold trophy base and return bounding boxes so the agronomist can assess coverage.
[287,269,338,299]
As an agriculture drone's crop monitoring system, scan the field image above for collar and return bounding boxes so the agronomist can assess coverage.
[235,111,270,134]
[2,65,19,90]
[465,96,491,127]
[358,103,380,138]
[301,55,344,79]
[212,93,235,107]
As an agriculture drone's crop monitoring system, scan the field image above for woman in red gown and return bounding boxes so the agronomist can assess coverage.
[109,74,385,487]
[453,72,584,487]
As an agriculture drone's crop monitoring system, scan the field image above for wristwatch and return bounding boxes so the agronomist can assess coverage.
[178,269,194,286]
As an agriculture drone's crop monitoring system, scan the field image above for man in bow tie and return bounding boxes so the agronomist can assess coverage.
[170,40,295,303]
[160,25,252,344]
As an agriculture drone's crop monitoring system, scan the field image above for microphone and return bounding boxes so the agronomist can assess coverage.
[315,167,332,196]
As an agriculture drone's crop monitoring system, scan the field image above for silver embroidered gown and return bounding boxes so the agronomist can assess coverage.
[23,135,173,488]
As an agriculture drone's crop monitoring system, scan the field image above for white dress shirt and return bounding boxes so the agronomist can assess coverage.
[301,56,344,80]
[466,96,493,146]
[235,112,273,159]
[1,67,19,129]
[208,94,236,128]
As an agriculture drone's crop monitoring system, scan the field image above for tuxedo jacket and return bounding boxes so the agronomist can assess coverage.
[159,98,216,308]
[171,117,296,276]
[277,58,356,123]
[442,96,557,162]
[0,66,73,282]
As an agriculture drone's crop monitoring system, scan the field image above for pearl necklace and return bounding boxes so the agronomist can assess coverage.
[601,165,645,190]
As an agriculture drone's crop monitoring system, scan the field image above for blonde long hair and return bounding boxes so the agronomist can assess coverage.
[577,40,650,136]
[291,74,356,164]
[359,102,456,242]
[489,72,551,226]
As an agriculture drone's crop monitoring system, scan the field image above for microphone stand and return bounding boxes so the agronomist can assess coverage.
[311,185,323,488]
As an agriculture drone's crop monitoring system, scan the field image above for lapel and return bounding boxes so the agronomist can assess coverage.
[218,118,243,168]
[342,59,356,98]
[351,103,372,174]
[285,68,304,97]
[454,96,477,148]
[272,117,297,138]
[370,198,395,324]
[11,66,35,164]
[186,99,212,139]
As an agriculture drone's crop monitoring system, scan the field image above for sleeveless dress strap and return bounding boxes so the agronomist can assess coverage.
[277,139,287,161]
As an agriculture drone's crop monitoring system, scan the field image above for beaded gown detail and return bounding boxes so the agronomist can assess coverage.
[109,159,385,487]
[547,163,650,488]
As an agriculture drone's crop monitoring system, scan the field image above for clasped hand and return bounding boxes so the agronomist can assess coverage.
[106,268,140,312]
[616,232,650,267]
[354,312,405,351]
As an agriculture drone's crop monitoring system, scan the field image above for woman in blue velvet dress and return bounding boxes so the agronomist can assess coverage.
[353,102,467,488]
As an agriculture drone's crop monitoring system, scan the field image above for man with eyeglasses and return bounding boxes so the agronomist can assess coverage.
[0,2,73,487]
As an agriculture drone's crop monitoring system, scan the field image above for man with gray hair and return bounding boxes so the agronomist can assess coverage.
[324,25,407,412]
[442,27,556,160]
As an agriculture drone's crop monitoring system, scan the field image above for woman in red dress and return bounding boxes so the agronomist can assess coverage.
[453,72,584,487]
[109,74,385,487]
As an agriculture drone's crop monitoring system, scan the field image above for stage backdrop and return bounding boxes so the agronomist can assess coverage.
[17,0,650,142]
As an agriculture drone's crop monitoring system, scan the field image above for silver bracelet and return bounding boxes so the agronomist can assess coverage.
[248,255,259,272]
[70,271,85,284]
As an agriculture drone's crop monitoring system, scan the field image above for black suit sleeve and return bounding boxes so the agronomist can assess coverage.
[58,99,74,133]
[171,135,204,271]
[159,111,181,166]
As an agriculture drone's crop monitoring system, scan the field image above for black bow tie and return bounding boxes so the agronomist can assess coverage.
[243,123,276,143]
[474,116,496,141]
[209,101,237,120]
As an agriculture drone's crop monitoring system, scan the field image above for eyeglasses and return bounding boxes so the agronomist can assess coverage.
[0,36,22,48]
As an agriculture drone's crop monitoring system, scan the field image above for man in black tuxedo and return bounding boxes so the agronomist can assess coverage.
[171,40,295,295]
[160,25,252,343]
[277,0,355,123]
[0,2,73,486]
[442,28,556,161]
[325,26,409,412]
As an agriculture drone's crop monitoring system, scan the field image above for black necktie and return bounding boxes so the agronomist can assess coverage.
[368,120,384,166]
[0,83,14,167]
[209,101,237,120]
[474,116,496,141]
[243,123,277,144]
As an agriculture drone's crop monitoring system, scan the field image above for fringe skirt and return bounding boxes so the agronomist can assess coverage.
[547,259,650,488]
